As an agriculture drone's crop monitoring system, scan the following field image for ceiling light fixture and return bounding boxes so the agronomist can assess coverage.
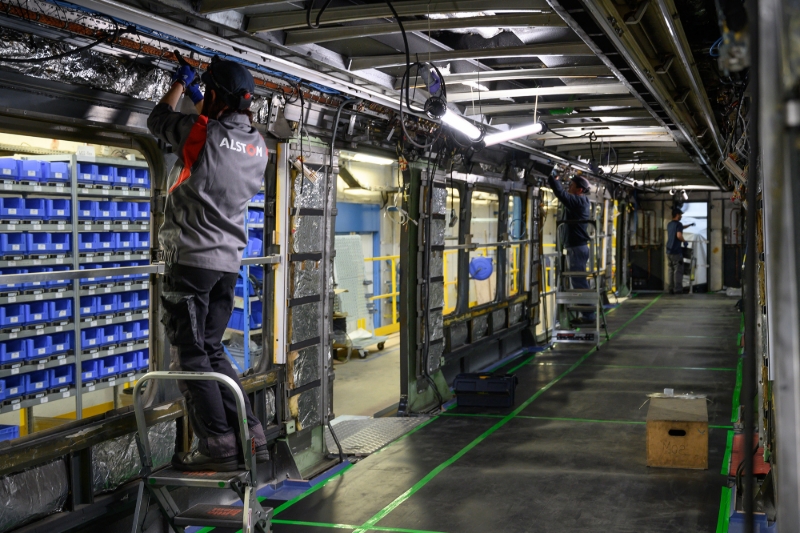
[482,120,548,147]
[440,108,483,141]
[349,153,396,165]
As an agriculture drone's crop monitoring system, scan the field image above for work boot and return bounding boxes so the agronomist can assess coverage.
[171,450,239,472]
[238,444,270,469]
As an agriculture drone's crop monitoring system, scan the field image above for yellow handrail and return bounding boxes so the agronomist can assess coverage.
[364,255,400,335]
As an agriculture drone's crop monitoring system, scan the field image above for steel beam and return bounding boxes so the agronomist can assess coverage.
[541,133,673,146]
[490,110,653,123]
[466,98,642,115]
[285,13,566,46]
[201,0,293,13]
[448,83,628,102]
[442,65,610,84]
[545,119,660,129]
[248,0,550,32]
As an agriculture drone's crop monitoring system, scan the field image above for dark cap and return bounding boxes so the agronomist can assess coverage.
[672,208,683,217]
[571,175,591,192]
[201,56,255,110]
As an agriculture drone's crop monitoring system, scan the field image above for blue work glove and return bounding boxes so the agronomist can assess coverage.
[186,82,204,104]
[171,64,195,87]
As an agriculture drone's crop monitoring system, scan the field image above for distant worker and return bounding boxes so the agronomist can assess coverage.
[148,57,269,472]
[666,209,694,295]
[548,170,595,324]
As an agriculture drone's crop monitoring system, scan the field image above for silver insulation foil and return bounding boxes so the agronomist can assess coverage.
[431,219,446,246]
[289,387,321,431]
[428,340,444,374]
[508,303,523,326]
[430,281,444,309]
[292,217,323,254]
[290,302,320,344]
[92,420,176,494]
[289,345,320,389]
[430,250,443,276]
[0,459,67,532]
[431,187,448,215]
[492,309,507,331]
[450,321,468,349]
[291,260,322,298]
[293,171,326,209]
[472,315,488,340]
[265,387,276,425]
[428,312,443,341]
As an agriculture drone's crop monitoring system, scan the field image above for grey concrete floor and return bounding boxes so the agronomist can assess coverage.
[332,333,400,417]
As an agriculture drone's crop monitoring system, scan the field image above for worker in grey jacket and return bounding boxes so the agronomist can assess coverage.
[148,57,268,472]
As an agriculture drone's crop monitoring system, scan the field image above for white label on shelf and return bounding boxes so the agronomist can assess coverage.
[88,385,95,391]
[8,209,15,215]
[10,245,18,251]
[37,363,44,370]
[7,297,14,303]
[7,225,14,230]
[108,347,115,354]
[12,403,20,411]
[34,295,42,301]
[90,320,97,326]
[33,260,41,265]
[103,224,110,230]
[27,170,35,177]
[1,169,9,175]
[36,329,44,336]
[125,315,132,322]
[91,353,99,359]
[122,224,128,230]
[86,244,92,249]
[57,224,64,230]
[122,190,129,196]
[55,244,63,250]
[40,396,48,404]
[34,186,42,192]
[32,225,41,230]
[7,262,15,266]
[2,184,10,190]
[55,186,64,192]
[11,368,18,375]
[56,258,64,264]
[108,379,116,387]
[9,317,17,323]
[59,358,66,365]
[30,210,38,215]
[82,174,91,180]
[55,173,63,178]
[9,332,16,339]
[62,391,70,398]
[56,211,64,216]
[55,326,62,332]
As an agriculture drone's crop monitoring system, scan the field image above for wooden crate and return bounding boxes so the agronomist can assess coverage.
[646,397,708,469]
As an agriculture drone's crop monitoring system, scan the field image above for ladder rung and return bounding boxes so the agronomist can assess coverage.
[174,504,243,528]
[147,467,249,489]
[560,271,599,277]
[553,330,599,343]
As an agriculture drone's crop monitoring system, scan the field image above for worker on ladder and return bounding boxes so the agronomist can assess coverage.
[548,169,596,325]
[148,57,270,472]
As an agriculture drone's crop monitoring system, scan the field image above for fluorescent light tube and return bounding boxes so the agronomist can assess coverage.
[441,109,482,141]
[351,153,395,165]
[483,121,546,146]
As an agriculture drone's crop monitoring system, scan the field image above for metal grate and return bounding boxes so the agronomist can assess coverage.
[324,417,431,455]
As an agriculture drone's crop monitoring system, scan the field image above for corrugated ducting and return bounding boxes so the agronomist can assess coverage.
[431,219,446,246]
[429,313,443,341]
[0,459,68,532]
[288,345,320,388]
[431,250,443,275]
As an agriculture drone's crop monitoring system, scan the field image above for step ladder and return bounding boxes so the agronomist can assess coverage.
[552,219,610,348]
[131,371,273,533]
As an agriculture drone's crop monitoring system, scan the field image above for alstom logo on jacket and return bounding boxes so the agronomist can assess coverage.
[219,137,265,157]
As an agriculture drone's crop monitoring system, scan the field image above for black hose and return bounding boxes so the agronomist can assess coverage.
[327,420,345,463]
[0,27,132,63]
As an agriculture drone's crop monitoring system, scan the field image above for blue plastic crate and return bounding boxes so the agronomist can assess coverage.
[0,268,25,292]
[0,197,24,219]
[49,332,73,354]
[78,232,99,252]
[49,266,70,289]
[136,349,149,370]
[96,233,115,252]
[245,236,263,258]
[136,290,149,309]
[0,383,6,402]
[81,327,102,348]
[48,365,74,388]
[2,375,24,399]
[114,167,133,186]
[251,192,265,203]
[0,339,26,363]
[99,325,120,346]
[49,233,71,254]
[25,301,49,324]
[247,209,264,224]
[115,202,133,221]
[25,233,49,255]
[81,360,98,381]
[77,163,97,184]
[0,233,24,254]
[250,266,263,281]
[95,201,116,221]
[46,199,71,220]
[22,267,49,291]
[43,162,69,183]
[97,293,117,315]
[48,299,72,321]
[117,291,137,311]
[94,165,115,186]
[24,369,49,394]
[132,168,150,188]
[0,425,19,442]
[25,336,51,360]
[119,321,138,342]
[19,160,44,182]
[99,355,120,377]
[252,300,263,327]
[133,232,150,251]
[108,262,124,282]
[24,199,46,220]
[227,308,259,330]
[0,304,24,326]
[0,159,20,180]
[119,351,137,372]
[134,319,149,340]
[235,278,256,297]
[79,264,113,284]
[115,232,135,251]
[133,202,150,221]
[77,200,96,220]
[80,295,98,316]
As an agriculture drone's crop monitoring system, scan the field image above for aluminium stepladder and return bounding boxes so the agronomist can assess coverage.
[131,371,273,533]
[551,219,610,348]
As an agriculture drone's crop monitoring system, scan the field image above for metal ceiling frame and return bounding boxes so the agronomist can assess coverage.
[448,83,628,102]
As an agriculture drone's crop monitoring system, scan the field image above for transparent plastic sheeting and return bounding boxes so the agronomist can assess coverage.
[292,217,323,254]
[473,315,489,340]
[92,420,176,494]
[291,260,322,299]
[290,302,320,344]
[430,281,445,309]
[429,313,444,341]
[450,321,468,348]
[428,340,444,374]
[0,28,273,122]
[293,171,326,209]
[288,345,320,389]
[289,387,321,431]
[508,303,523,326]
[432,187,448,215]
[0,459,68,532]
[431,219,446,246]
[265,387,276,425]
[493,309,506,331]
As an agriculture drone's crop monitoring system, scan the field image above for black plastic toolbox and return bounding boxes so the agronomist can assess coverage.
[452,373,518,408]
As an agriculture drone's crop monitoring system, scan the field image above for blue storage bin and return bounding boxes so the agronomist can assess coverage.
[48,365,74,388]
[49,233,71,254]
[25,336,51,360]
[0,198,24,219]
[0,339,26,363]
[115,202,133,221]
[3,375,23,399]
[81,326,102,348]
[25,301,49,324]
[97,293,117,314]
[115,232,135,251]
[247,209,264,224]
[95,201,116,221]
[24,369,49,394]
[49,266,70,289]
[22,267,49,291]
[251,266,263,281]
[0,234,26,256]
[235,278,256,297]
[0,304,24,326]
[251,192,265,203]
[0,425,19,442]
[24,199,46,219]
[136,290,149,309]
[94,165,115,186]
[48,298,72,321]
[46,199,71,220]
[114,167,133,186]
[25,233,49,254]
[99,325,119,346]
[0,159,20,180]
[77,163,97,184]
[117,291,137,311]
[133,202,150,221]
[96,233,114,252]
[134,319,149,340]
[79,264,113,284]
[99,355,119,377]
[81,360,98,381]
[131,261,149,280]
[79,296,97,316]
[19,160,44,182]
[228,308,259,330]
[244,237,262,258]
[132,168,150,188]
[43,162,69,183]
[136,349,149,370]
[50,331,73,354]
[0,383,7,402]
[119,321,138,342]
[78,200,96,220]
[78,232,98,252]
[108,262,124,282]
[119,351,137,372]
[133,232,150,251]
[0,268,25,292]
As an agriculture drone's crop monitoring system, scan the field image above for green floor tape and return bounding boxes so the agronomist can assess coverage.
[272,463,354,516]
[349,295,663,533]
[272,519,451,533]
[532,362,736,372]
[441,412,733,430]
[721,430,734,476]
[731,358,743,423]
[716,486,732,533]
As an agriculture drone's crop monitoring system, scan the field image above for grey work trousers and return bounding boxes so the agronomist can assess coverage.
[668,253,684,294]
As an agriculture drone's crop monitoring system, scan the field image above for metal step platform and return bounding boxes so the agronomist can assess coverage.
[174,503,245,528]
[146,467,249,489]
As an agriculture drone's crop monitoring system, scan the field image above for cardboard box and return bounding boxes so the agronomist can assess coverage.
[646,397,708,469]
